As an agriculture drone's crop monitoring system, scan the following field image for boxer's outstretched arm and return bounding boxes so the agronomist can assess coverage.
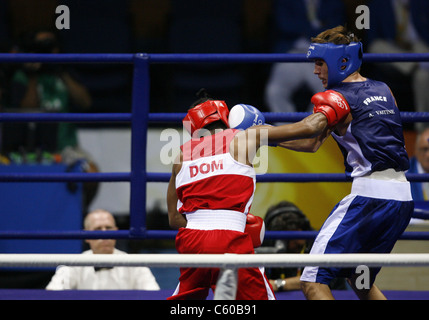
[277,125,332,152]
[262,112,329,143]
[231,112,329,164]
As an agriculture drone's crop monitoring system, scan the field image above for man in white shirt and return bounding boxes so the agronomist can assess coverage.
[46,209,160,290]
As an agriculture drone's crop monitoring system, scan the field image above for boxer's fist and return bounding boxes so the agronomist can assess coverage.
[245,213,265,248]
[311,90,350,127]
[228,104,265,130]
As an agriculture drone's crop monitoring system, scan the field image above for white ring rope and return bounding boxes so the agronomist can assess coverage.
[1,253,429,268]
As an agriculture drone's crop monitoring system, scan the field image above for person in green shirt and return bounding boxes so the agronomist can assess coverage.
[10,30,98,209]
[11,30,92,151]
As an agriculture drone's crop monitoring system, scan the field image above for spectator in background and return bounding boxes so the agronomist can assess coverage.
[409,0,429,131]
[0,67,5,110]
[264,0,323,115]
[258,201,313,291]
[408,128,429,202]
[366,0,429,131]
[264,0,345,116]
[0,66,9,164]
[258,201,346,292]
[46,209,160,290]
[407,128,429,224]
[366,0,418,76]
[9,29,98,209]
[10,29,92,151]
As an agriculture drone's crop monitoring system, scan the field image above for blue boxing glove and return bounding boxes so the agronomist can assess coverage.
[228,104,265,130]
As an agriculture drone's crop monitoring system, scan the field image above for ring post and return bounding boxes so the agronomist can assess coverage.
[129,53,150,237]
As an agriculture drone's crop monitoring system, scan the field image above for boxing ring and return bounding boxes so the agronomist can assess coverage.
[1,52,429,300]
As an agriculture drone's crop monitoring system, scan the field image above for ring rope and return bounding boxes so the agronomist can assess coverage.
[0,111,427,123]
[0,230,428,240]
[0,172,428,183]
[0,52,428,64]
[0,253,428,269]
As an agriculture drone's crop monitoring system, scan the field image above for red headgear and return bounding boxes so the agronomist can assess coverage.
[183,100,229,135]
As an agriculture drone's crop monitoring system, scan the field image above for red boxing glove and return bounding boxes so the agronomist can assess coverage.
[311,90,350,127]
[244,213,265,248]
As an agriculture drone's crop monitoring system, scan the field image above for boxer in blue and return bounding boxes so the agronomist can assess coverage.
[279,26,414,300]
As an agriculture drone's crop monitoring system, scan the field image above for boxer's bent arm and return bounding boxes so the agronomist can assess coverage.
[167,160,187,229]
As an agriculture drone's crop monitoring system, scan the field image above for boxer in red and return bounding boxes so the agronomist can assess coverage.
[166,90,335,300]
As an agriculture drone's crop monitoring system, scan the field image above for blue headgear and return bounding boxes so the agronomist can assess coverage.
[306,42,363,88]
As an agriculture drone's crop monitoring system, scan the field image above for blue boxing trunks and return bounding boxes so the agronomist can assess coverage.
[301,173,414,286]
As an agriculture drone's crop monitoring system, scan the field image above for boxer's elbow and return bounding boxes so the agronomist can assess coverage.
[304,113,328,137]
[168,211,187,229]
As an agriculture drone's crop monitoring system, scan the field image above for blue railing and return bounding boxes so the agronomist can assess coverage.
[0,52,429,241]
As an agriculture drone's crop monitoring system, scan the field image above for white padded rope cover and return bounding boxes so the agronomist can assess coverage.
[1,253,429,268]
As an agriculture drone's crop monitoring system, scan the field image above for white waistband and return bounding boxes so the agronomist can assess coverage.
[185,210,246,232]
[362,168,407,181]
[352,171,412,201]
